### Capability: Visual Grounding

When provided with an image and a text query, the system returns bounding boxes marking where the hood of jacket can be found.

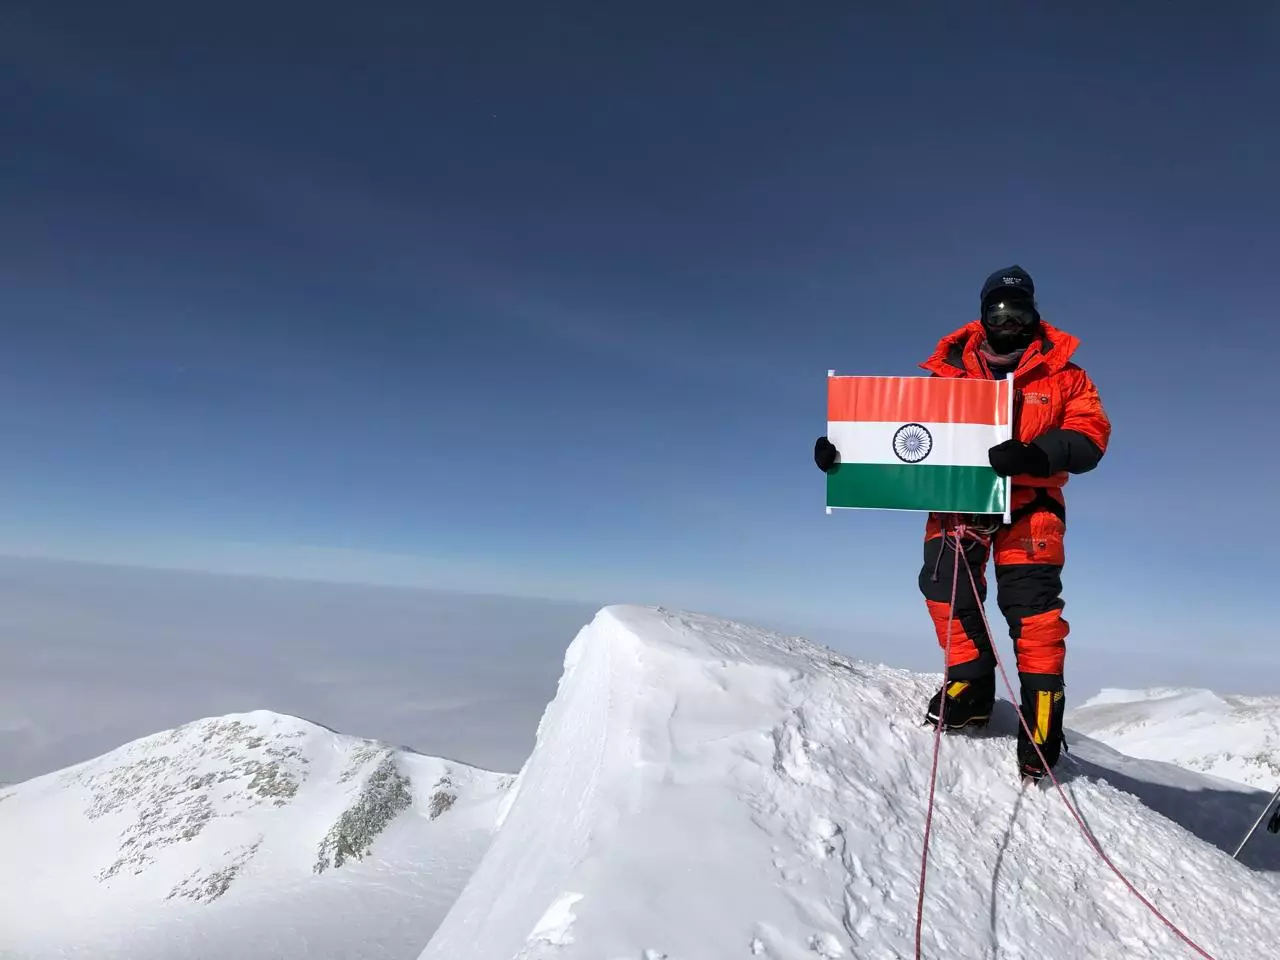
[920,319,1081,381]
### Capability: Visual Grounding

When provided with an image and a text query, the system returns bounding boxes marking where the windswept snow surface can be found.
[422,605,1280,960]
[1070,687,1280,790]
[0,711,512,959]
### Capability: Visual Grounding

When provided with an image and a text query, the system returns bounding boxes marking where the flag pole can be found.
[1002,374,1014,525]
[825,370,835,515]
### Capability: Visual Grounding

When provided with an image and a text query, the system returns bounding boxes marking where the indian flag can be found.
[825,374,1014,517]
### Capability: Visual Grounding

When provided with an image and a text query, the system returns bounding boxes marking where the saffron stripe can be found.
[827,376,1010,427]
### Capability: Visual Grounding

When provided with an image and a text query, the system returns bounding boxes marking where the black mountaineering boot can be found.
[1017,676,1066,782]
[925,673,995,731]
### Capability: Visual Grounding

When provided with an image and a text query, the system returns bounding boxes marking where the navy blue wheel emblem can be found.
[892,423,933,463]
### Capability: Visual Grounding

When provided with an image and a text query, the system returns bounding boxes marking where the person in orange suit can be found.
[814,265,1111,781]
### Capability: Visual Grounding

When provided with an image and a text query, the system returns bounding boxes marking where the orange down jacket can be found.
[920,319,1112,493]
[917,318,1110,681]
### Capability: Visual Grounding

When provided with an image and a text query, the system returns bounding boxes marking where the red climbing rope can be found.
[959,547,1217,959]
[914,528,960,960]
[915,522,1215,959]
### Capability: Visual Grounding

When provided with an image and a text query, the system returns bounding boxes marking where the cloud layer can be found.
[0,556,595,784]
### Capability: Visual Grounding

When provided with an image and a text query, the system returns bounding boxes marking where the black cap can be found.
[981,265,1035,308]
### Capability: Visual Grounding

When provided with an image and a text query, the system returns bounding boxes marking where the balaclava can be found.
[979,264,1041,354]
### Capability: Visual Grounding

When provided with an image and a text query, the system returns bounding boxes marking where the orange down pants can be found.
[917,491,1068,684]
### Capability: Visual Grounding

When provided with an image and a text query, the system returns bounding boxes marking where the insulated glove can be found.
[814,436,839,473]
[987,439,1052,478]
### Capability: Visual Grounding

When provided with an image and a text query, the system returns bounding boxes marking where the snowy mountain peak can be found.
[422,605,1280,960]
[48,710,453,892]
[1072,687,1280,789]
[1086,686,1231,708]
[1,710,513,958]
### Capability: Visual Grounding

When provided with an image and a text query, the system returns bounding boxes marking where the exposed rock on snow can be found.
[67,716,310,882]
[429,777,459,819]
[167,837,262,903]
[314,751,414,873]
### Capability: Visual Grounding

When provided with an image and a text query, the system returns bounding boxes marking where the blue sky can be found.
[1,3,1276,674]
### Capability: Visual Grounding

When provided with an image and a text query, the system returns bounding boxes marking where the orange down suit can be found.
[917,319,1111,686]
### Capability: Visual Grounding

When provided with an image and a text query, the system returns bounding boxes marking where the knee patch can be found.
[1014,609,1068,675]
[926,600,994,672]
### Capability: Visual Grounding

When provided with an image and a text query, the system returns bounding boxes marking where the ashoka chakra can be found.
[892,423,933,463]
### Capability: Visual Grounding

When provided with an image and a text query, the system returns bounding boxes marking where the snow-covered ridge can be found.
[1071,687,1280,790]
[421,605,1280,960]
[1,710,513,959]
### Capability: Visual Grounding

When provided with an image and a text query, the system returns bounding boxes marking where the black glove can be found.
[814,436,839,473]
[987,439,1052,477]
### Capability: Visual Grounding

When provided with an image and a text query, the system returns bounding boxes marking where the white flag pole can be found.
[1002,374,1015,525]
[825,370,835,515]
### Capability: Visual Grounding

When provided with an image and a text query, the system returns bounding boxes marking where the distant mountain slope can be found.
[0,710,512,959]
[421,605,1280,960]
[1070,687,1280,790]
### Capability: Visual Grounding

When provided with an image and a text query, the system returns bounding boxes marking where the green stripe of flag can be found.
[826,463,1005,514]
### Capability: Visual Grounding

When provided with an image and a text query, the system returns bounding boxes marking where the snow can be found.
[0,710,513,959]
[421,605,1280,960]
[1071,687,1280,790]
[6,605,1280,959]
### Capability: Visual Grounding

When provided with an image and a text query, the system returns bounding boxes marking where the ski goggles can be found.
[982,296,1037,328]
